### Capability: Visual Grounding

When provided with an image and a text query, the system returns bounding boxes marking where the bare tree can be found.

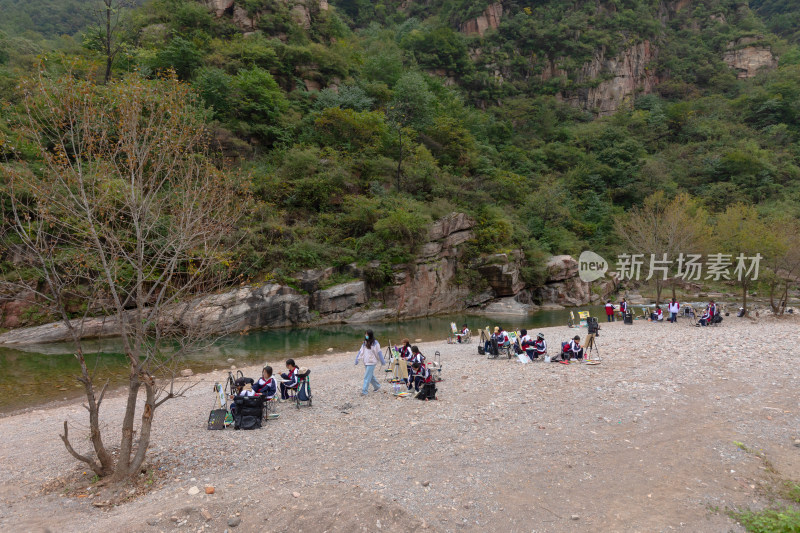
[2,67,244,483]
[85,0,132,83]
[614,192,707,305]
[763,220,800,314]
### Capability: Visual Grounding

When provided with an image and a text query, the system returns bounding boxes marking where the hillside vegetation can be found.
[2,0,800,310]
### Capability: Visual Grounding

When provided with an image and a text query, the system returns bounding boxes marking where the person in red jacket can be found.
[605,300,616,322]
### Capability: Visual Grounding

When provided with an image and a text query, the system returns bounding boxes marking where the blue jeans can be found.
[362,364,380,394]
[669,312,677,323]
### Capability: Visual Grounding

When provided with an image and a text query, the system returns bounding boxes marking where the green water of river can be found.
[0,307,606,413]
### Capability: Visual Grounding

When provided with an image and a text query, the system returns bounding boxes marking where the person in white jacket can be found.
[667,298,680,323]
[355,329,385,396]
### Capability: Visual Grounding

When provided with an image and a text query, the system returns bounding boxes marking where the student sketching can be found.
[279,359,299,400]
[409,346,426,365]
[456,324,470,343]
[398,339,413,362]
[530,333,547,360]
[563,335,584,363]
[253,366,277,399]
[519,329,535,357]
[407,361,431,392]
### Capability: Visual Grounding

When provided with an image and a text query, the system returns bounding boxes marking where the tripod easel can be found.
[584,333,601,365]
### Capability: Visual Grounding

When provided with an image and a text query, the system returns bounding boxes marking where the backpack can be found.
[233,395,263,430]
[711,314,723,324]
[416,382,437,401]
[478,345,485,355]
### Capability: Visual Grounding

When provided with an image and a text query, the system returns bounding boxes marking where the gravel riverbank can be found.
[1,315,798,532]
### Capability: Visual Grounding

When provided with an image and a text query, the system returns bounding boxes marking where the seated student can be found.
[279,359,299,400]
[407,361,431,392]
[519,329,534,357]
[531,333,547,360]
[565,335,584,362]
[484,326,501,355]
[456,324,470,343]
[651,306,663,321]
[398,339,413,362]
[253,366,277,399]
[698,306,711,327]
[409,345,426,365]
[495,327,510,350]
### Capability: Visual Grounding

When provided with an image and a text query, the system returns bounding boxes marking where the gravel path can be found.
[1,315,798,532]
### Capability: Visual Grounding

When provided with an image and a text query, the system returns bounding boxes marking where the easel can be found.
[385,342,408,383]
[583,333,601,365]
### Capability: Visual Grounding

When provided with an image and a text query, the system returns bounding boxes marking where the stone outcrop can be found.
[476,252,525,297]
[379,212,475,318]
[559,41,659,116]
[310,281,368,315]
[723,37,777,79]
[460,2,503,36]
[535,256,619,307]
[205,0,234,16]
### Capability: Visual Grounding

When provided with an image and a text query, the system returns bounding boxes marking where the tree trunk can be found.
[655,280,663,306]
[109,369,141,482]
[104,4,112,83]
[129,375,157,475]
[76,350,115,473]
[396,127,402,193]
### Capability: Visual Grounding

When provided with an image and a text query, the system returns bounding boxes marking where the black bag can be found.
[624,311,634,325]
[233,395,264,430]
[235,415,261,430]
[416,382,437,400]
[712,314,723,324]
[490,338,499,356]
[478,345,485,355]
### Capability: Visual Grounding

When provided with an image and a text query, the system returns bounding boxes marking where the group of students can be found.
[354,330,436,398]
[606,297,717,325]
[483,326,584,364]
[230,359,305,415]
[395,339,434,392]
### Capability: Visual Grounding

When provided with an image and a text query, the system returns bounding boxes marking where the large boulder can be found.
[476,253,525,297]
[175,284,309,333]
[545,255,579,282]
[311,281,368,314]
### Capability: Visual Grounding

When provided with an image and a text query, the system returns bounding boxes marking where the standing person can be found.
[708,300,717,319]
[668,298,680,323]
[619,298,628,317]
[355,330,385,396]
[605,300,616,322]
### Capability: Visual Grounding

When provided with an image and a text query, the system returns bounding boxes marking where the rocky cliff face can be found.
[460,2,503,36]
[558,41,660,116]
[723,37,778,79]
[203,0,328,33]
[534,255,619,307]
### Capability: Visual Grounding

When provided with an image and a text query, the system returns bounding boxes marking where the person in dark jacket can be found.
[280,359,299,400]
[253,366,277,399]
[407,361,431,392]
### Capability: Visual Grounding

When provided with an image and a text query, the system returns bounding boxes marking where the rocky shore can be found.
[1,315,798,532]
[0,213,619,345]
